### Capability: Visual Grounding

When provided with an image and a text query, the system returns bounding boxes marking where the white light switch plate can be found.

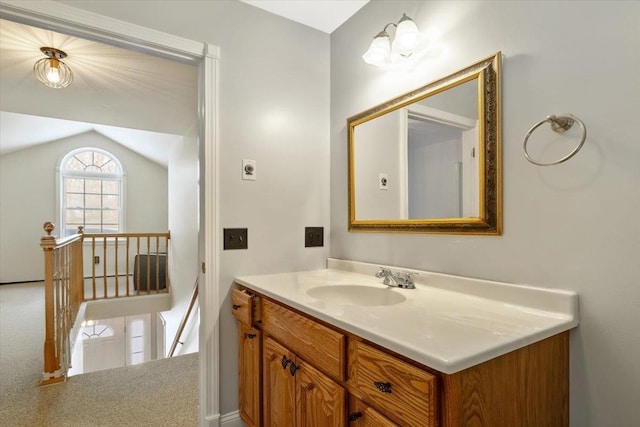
[243,159,256,181]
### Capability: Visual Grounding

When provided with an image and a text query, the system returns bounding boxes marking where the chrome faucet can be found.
[375,267,417,289]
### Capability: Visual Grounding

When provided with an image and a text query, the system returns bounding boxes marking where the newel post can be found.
[40,222,63,385]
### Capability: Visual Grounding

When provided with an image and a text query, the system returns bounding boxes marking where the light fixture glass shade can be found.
[33,47,73,89]
[362,32,391,66]
[392,14,420,56]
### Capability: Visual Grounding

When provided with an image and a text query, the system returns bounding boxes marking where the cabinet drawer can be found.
[348,340,437,427]
[231,288,256,326]
[349,396,399,427]
[261,299,346,381]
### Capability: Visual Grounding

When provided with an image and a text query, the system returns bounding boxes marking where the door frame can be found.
[0,1,221,425]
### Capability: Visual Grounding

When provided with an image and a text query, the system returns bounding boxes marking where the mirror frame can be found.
[347,52,502,235]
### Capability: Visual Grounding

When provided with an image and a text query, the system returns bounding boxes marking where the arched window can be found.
[60,148,123,236]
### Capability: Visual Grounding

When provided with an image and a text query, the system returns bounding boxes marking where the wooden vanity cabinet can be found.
[264,336,346,427]
[233,285,570,427]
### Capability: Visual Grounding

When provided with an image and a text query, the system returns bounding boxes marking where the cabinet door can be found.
[296,358,346,427]
[238,324,261,427]
[264,337,296,427]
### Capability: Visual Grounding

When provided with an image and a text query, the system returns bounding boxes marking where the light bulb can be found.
[362,32,391,66]
[47,58,61,84]
[392,14,420,57]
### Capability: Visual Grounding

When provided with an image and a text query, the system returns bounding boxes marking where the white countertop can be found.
[235,258,579,374]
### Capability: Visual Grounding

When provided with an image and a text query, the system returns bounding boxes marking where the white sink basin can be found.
[307,285,406,307]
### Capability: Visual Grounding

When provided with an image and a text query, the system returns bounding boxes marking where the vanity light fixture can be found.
[362,13,420,67]
[33,47,73,89]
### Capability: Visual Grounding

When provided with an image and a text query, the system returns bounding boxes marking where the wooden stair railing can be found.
[40,222,84,386]
[40,223,172,385]
[81,230,171,300]
[168,280,199,357]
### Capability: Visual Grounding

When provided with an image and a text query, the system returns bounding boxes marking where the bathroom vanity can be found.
[232,259,579,426]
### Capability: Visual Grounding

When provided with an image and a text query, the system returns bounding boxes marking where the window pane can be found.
[85,194,102,209]
[86,165,101,172]
[65,209,84,223]
[85,210,101,224]
[85,179,101,194]
[75,152,92,166]
[66,193,84,209]
[131,352,144,365]
[65,178,84,192]
[93,152,109,168]
[103,180,120,194]
[65,157,86,171]
[101,161,117,173]
[103,195,119,210]
[103,210,119,223]
[102,225,119,233]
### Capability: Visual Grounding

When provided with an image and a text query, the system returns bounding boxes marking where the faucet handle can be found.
[375,267,391,285]
[375,267,389,278]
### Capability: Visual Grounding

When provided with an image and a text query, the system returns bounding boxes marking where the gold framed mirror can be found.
[348,52,501,234]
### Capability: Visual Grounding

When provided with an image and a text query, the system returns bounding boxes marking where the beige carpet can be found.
[0,282,199,426]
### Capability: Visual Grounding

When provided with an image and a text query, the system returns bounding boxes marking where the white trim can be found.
[199,42,221,427]
[0,1,221,424]
[0,0,217,61]
[221,411,244,427]
[407,104,477,130]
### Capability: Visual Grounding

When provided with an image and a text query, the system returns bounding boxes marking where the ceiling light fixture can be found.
[362,13,420,67]
[33,47,73,89]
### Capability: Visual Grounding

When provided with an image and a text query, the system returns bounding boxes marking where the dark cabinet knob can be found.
[348,411,363,422]
[289,362,299,376]
[281,355,291,369]
[373,381,392,393]
[246,333,256,339]
[232,304,241,310]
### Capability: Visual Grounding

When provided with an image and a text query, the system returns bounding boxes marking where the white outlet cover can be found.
[243,159,256,181]
[379,173,388,190]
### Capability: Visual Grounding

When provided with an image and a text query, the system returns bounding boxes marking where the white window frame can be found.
[59,147,125,236]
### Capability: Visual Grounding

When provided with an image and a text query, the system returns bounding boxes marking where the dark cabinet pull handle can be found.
[232,304,241,310]
[373,381,392,393]
[281,356,291,369]
[289,362,299,376]
[348,411,363,422]
[246,333,256,339]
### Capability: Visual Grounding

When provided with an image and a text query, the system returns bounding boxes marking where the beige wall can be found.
[330,1,640,426]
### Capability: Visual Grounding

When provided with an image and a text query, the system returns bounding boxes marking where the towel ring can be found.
[523,113,587,166]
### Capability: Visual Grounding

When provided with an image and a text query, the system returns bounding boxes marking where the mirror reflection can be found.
[348,53,501,234]
[354,78,479,220]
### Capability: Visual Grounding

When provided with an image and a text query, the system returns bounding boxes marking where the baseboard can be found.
[202,411,243,427]
[221,411,244,427]
[0,280,44,285]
